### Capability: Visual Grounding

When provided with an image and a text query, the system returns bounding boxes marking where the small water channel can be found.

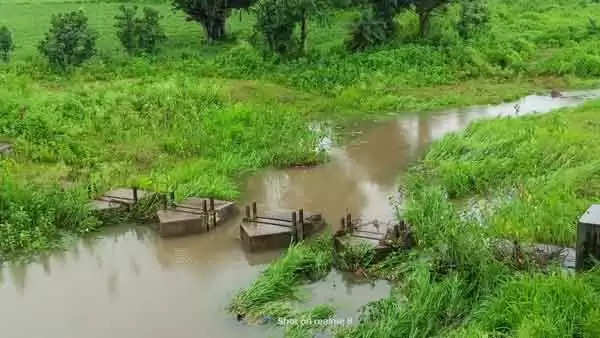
[1,89,599,338]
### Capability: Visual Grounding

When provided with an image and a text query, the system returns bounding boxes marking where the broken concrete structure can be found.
[157,198,235,237]
[240,203,325,251]
[334,215,413,262]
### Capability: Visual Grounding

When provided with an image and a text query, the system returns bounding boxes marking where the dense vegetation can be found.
[233,101,600,338]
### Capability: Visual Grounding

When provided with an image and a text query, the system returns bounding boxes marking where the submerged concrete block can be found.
[98,188,149,206]
[157,198,236,237]
[89,187,150,220]
[157,209,208,237]
[240,209,325,251]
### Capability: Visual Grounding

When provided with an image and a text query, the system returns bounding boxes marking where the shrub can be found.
[346,0,407,50]
[0,26,14,62]
[115,6,166,55]
[458,0,490,39]
[346,11,390,51]
[0,175,100,260]
[38,10,98,70]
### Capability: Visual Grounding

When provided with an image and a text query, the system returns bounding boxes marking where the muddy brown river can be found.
[2,89,599,338]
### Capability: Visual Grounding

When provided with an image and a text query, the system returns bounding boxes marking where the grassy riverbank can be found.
[1,0,600,260]
[232,100,600,337]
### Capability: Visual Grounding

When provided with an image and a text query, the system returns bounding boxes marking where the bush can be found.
[115,6,166,56]
[458,0,490,39]
[346,10,390,51]
[38,10,98,70]
[0,174,100,261]
[0,26,14,62]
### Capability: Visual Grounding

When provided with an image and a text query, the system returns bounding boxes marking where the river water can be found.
[1,89,599,338]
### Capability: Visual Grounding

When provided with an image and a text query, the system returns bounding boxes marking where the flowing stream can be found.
[2,89,600,338]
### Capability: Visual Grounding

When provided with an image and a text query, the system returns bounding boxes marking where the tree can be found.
[253,0,328,55]
[171,0,254,42]
[38,10,97,70]
[0,26,14,62]
[115,6,167,55]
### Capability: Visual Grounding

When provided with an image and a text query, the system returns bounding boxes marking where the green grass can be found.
[413,101,600,245]
[230,235,333,321]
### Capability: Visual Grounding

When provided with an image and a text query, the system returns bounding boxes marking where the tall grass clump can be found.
[415,101,600,245]
[230,235,333,321]
[451,269,600,337]
[0,172,99,261]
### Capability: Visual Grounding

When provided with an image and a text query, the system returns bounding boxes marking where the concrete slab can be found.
[98,188,149,206]
[580,205,600,226]
[333,218,413,263]
[156,197,236,237]
[175,197,236,219]
[240,208,325,251]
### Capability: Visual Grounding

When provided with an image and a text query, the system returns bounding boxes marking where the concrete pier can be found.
[240,204,325,251]
[89,187,149,216]
[334,215,413,262]
[577,205,600,270]
[157,198,235,237]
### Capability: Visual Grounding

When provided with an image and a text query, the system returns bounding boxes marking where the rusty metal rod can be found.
[245,205,251,221]
[346,213,352,233]
[297,209,304,241]
[255,216,296,223]
[246,220,295,228]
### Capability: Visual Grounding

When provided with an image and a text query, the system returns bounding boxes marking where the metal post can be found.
[133,187,139,202]
[161,194,167,210]
[346,213,352,234]
[203,200,209,231]
[292,212,298,241]
[341,217,346,232]
[245,205,251,222]
[252,202,257,220]
[298,209,304,241]
[209,198,216,229]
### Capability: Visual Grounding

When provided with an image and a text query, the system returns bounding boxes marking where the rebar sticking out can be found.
[297,209,304,241]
